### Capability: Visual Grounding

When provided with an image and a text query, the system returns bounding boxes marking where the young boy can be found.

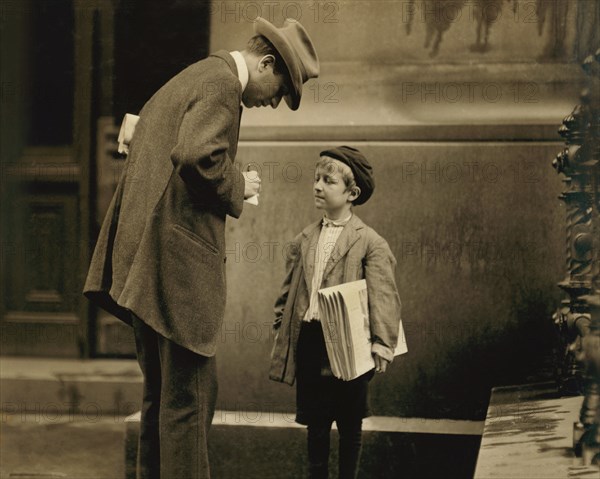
[270,146,403,478]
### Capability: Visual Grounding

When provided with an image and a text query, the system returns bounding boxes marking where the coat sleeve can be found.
[170,90,244,218]
[364,235,402,362]
[273,234,302,330]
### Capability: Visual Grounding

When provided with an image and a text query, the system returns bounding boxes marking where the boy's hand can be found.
[243,170,261,199]
[374,353,389,373]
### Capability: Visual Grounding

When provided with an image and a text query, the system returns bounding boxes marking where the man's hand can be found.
[374,353,390,374]
[242,171,261,199]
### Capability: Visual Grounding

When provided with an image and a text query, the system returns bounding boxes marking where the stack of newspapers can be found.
[117,113,139,155]
[318,279,407,381]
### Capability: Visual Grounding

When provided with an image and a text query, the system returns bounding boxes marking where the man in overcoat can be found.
[83,18,319,478]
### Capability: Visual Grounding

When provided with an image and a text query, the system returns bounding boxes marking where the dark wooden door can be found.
[1,0,94,357]
[1,0,212,357]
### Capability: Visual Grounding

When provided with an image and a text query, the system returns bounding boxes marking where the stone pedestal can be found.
[124,411,483,478]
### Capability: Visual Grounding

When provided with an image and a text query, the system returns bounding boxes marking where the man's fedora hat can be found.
[254,17,319,110]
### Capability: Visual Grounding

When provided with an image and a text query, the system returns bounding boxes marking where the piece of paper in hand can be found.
[117,113,140,155]
[244,167,260,205]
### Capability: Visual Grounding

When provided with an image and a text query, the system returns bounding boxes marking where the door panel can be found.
[2,160,82,356]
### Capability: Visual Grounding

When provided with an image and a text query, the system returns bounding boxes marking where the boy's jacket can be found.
[269,214,402,385]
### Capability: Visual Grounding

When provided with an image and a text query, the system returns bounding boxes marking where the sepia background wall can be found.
[1,0,599,423]
[210,0,598,420]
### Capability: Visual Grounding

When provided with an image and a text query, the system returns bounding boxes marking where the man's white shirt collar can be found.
[229,51,249,94]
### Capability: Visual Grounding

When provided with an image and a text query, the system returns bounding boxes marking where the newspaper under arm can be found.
[117,113,140,155]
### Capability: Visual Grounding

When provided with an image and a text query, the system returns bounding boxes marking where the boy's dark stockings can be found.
[307,418,363,479]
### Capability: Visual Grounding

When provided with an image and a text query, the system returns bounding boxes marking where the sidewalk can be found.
[1,357,484,478]
[1,413,127,479]
[0,357,139,478]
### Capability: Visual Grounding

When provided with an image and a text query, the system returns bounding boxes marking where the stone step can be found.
[125,411,483,479]
[0,356,143,417]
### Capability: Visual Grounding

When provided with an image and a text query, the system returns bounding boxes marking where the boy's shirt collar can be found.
[301,213,364,238]
[322,212,352,227]
[229,51,249,94]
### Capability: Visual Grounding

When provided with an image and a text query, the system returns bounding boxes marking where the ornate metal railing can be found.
[552,49,600,465]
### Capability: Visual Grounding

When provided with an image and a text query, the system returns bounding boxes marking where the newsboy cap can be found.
[320,146,374,205]
[254,17,320,110]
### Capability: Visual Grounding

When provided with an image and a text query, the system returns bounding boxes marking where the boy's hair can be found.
[246,35,287,76]
[316,156,358,195]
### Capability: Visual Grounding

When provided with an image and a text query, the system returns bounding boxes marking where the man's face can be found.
[242,55,290,109]
[313,158,357,214]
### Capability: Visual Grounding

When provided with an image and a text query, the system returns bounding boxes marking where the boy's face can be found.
[314,157,358,216]
[242,55,290,109]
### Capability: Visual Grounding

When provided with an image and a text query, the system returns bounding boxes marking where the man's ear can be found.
[258,54,276,72]
[348,186,361,203]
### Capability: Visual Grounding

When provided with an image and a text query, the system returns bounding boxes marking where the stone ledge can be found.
[239,123,564,142]
[238,61,584,139]
[125,411,483,479]
[0,356,142,415]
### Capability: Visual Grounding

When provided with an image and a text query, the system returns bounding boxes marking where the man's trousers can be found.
[132,315,218,479]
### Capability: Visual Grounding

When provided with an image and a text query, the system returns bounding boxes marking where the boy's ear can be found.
[348,186,361,203]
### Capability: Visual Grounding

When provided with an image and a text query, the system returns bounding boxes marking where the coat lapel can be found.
[322,215,364,280]
[300,221,321,295]
[236,107,242,145]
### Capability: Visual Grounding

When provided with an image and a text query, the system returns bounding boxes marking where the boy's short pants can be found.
[295,320,375,425]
